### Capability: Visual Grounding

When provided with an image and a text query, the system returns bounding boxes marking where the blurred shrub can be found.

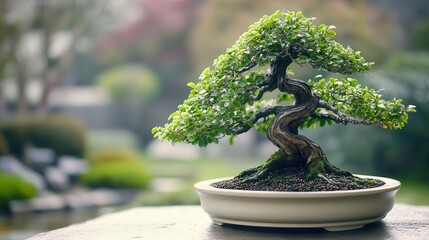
[0,119,27,158]
[80,162,151,189]
[0,172,37,213]
[27,115,86,157]
[0,133,9,156]
[82,149,150,189]
[87,149,140,165]
[96,64,160,102]
[0,115,86,158]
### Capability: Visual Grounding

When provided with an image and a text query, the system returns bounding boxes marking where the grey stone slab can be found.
[26,147,55,165]
[0,156,46,192]
[57,156,88,176]
[29,204,429,240]
[44,167,69,191]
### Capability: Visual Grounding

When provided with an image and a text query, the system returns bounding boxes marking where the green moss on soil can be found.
[213,167,385,192]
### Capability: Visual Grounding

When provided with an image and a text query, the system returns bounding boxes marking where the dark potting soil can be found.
[212,168,385,192]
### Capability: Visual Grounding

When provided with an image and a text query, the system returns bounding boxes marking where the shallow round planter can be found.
[194,175,400,231]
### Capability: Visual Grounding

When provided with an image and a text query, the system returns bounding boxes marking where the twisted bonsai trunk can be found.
[241,55,351,181]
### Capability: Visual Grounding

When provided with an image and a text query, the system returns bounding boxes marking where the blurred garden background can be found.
[0,0,428,239]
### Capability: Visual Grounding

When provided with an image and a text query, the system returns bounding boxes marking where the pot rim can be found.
[194,175,400,198]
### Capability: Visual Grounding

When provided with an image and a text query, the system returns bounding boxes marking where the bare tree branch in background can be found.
[35,0,88,113]
[0,0,21,118]
[37,20,86,113]
[0,0,106,118]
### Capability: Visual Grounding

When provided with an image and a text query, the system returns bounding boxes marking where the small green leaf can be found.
[228,136,235,145]
[406,105,416,112]
[187,82,196,88]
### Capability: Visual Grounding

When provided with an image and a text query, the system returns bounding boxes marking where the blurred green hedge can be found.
[0,133,8,156]
[87,149,140,165]
[0,119,26,158]
[80,162,151,189]
[0,172,37,213]
[0,115,86,158]
[81,149,151,189]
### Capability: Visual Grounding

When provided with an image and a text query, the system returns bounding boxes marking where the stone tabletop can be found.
[29,204,429,240]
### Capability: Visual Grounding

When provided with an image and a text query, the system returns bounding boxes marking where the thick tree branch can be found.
[230,106,283,135]
[318,100,346,118]
[249,74,277,101]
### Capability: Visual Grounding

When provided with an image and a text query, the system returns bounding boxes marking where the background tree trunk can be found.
[15,58,28,117]
[36,22,85,114]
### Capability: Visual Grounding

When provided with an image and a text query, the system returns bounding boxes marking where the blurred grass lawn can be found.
[395,179,429,205]
[134,152,429,206]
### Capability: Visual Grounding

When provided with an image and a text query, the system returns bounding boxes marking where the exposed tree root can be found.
[238,149,299,182]
[238,150,351,183]
[305,156,352,186]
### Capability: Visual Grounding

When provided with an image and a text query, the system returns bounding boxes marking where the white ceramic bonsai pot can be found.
[194,175,400,231]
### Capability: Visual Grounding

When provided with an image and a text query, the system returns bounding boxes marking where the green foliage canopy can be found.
[152,11,414,147]
[81,149,151,189]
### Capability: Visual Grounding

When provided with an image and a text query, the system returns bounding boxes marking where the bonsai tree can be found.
[152,11,415,184]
